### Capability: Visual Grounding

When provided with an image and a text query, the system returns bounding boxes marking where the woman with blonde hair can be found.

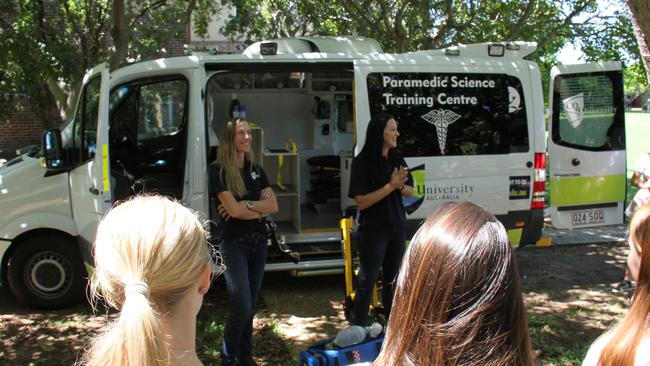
[209,117,278,366]
[82,195,215,366]
[374,201,535,366]
[583,203,650,365]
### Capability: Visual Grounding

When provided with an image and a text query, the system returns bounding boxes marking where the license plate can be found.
[572,209,605,226]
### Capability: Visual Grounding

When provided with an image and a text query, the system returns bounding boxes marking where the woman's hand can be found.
[390,166,409,190]
[218,204,231,221]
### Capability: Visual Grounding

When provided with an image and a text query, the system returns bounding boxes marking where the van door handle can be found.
[89,187,100,195]
[526,161,533,168]
[571,158,580,166]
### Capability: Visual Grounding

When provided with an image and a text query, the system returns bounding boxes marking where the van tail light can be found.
[531,153,546,210]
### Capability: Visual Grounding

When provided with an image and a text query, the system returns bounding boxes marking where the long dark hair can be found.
[374,201,535,366]
[359,113,400,175]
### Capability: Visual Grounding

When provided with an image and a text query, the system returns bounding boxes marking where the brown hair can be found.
[374,201,535,366]
[217,118,253,197]
[599,203,650,365]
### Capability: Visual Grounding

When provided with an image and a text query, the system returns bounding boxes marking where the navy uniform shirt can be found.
[348,152,413,229]
[208,160,270,239]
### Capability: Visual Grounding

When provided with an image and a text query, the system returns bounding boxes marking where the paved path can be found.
[542,224,627,245]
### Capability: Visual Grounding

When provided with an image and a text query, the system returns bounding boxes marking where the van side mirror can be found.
[42,129,65,170]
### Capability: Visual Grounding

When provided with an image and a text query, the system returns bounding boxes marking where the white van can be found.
[0,36,625,308]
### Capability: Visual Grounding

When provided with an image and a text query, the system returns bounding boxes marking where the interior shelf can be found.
[270,184,299,196]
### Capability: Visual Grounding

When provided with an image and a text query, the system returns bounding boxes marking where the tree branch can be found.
[184,0,198,35]
[128,0,167,29]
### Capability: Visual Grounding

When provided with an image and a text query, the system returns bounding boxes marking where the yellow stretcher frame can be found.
[340,215,381,322]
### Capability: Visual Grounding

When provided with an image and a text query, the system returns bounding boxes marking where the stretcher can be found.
[339,214,384,324]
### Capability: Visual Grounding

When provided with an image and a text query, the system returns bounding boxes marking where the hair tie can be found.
[124,281,150,299]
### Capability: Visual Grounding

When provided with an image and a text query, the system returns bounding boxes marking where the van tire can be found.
[7,235,85,309]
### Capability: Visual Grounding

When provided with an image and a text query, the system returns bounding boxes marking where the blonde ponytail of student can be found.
[82,195,211,366]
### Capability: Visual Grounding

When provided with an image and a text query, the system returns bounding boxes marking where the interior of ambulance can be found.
[205,64,357,242]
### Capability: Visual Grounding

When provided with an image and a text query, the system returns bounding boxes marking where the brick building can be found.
[0,96,62,159]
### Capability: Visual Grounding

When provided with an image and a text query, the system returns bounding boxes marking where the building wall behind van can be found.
[0,95,62,160]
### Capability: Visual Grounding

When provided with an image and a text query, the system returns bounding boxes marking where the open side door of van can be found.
[547,62,625,229]
[68,63,112,248]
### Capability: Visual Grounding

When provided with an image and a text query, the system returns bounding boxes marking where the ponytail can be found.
[85,282,170,366]
[81,195,212,366]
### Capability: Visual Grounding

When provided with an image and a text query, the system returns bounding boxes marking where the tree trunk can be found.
[626,0,650,85]
[110,0,128,71]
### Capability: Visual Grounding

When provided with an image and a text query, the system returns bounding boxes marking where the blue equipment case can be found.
[300,336,384,366]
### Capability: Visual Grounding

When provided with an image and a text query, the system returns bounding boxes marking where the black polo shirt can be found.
[348,152,413,229]
[208,160,270,239]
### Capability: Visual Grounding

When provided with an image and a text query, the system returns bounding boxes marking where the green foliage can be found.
[0,0,221,120]
[221,0,641,102]
[222,0,607,53]
[624,63,649,95]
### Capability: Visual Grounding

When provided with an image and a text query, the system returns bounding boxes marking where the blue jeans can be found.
[220,234,267,364]
[354,224,406,326]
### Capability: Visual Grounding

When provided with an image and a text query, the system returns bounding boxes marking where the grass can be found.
[528,308,592,365]
[625,111,650,204]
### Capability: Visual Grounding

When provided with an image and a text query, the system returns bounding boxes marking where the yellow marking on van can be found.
[536,237,552,247]
[508,228,522,247]
[550,175,625,206]
[102,144,110,191]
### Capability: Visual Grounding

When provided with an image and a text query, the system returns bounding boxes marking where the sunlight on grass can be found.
[625,111,650,204]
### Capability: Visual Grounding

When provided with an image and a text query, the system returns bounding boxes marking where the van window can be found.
[551,71,625,151]
[70,76,101,164]
[137,80,187,140]
[213,72,305,90]
[109,76,188,199]
[366,72,529,157]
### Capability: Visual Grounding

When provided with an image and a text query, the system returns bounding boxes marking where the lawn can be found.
[625,111,650,203]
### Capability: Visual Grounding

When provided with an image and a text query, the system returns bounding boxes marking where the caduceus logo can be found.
[421,109,461,155]
[562,93,584,128]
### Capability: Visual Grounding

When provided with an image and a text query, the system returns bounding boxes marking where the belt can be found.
[224,231,267,243]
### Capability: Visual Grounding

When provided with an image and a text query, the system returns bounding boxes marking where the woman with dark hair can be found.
[374,201,535,366]
[583,203,650,366]
[209,118,278,366]
[348,113,413,326]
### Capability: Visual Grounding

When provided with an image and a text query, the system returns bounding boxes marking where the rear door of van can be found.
[353,56,539,244]
[547,62,625,229]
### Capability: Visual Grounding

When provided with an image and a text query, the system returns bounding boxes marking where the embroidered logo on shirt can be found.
[251,171,259,180]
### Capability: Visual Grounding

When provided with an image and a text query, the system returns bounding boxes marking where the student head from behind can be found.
[82,195,216,366]
[585,203,650,366]
[374,201,535,366]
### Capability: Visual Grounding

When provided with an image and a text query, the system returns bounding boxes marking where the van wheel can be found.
[7,235,85,309]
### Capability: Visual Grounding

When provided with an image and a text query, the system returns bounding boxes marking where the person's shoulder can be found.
[351,154,369,166]
[251,161,264,171]
[208,161,222,172]
[582,331,612,366]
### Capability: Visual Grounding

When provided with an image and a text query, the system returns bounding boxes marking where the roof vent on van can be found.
[243,36,383,56]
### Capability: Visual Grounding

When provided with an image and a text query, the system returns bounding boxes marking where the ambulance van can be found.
[0,36,625,308]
